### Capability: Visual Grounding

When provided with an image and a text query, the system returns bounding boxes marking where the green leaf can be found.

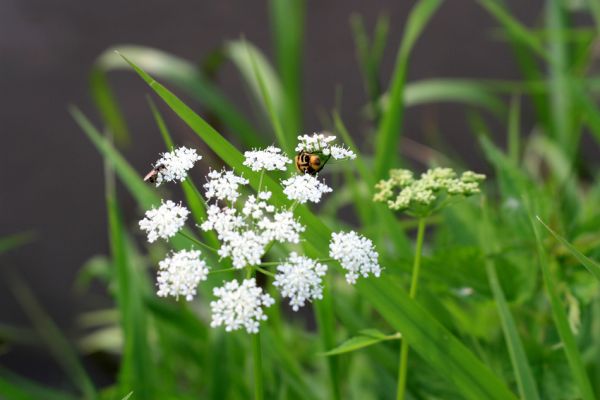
[91,45,264,148]
[538,217,600,282]
[528,212,595,400]
[374,0,444,178]
[323,330,400,356]
[0,367,78,400]
[121,392,133,400]
[98,55,518,399]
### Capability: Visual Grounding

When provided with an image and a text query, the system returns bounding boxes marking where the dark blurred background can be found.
[1,0,541,387]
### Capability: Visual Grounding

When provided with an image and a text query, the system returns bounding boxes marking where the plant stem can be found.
[178,231,218,253]
[252,332,264,400]
[396,217,426,400]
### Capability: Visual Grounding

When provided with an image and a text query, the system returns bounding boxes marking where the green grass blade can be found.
[528,213,595,400]
[102,57,517,398]
[323,330,400,356]
[538,217,600,281]
[91,45,264,148]
[269,0,305,136]
[8,277,96,399]
[0,232,35,254]
[107,192,155,398]
[480,199,540,400]
[226,40,288,150]
[374,0,444,178]
[507,95,521,164]
[402,79,506,115]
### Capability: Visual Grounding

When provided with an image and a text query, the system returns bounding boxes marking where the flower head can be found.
[329,231,381,284]
[210,278,275,333]
[204,169,249,203]
[282,174,332,204]
[374,167,485,216]
[217,230,268,269]
[273,253,327,311]
[152,147,201,186]
[156,250,209,301]
[243,146,291,172]
[258,211,304,243]
[139,200,189,243]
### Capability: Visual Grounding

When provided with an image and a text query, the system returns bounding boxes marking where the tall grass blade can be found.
[0,368,78,400]
[0,232,35,254]
[374,0,444,178]
[91,46,264,148]
[269,0,305,135]
[538,217,600,281]
[528,213,595,400]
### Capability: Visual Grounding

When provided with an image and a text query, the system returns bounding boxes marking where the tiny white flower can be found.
[139,200,189,243]
[243,146,291,171]
[258,211,305,243]
[153,147,201,186]
[218,230,268,269]
[204,169,249,203]
[210,278,275,334]
[242,192,275,219]
[329,231,381,284]
[329,145,356,160]
[156,249,209,301]
[282,174,332,204]
[273,252,327,311]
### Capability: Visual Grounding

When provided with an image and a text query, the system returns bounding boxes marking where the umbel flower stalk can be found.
[374,167,485,400]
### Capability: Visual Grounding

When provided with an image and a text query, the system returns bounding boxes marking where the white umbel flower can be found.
[329,231,381,284]
[200,205,244,240]
[210,278,275,334]
[281,174,332,204]
[243,146,291,171]
[204,169,249,203]
[273,253,327,311]
[153,147,201,186]
[242,191,276,219]
[156,250,209,301]
[258,211,304,243]
[139,200,189,243]
[218,230,268,269]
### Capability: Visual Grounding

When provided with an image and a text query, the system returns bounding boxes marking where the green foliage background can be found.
[3,0,600,399]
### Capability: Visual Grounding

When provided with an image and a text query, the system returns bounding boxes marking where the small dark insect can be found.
[144,164,165,184]
[294,150,324,175]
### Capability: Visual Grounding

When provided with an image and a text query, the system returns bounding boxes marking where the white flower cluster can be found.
[204,169,249,203]
[282,174,333,204]
[296,133,356,160]
[210,279,275,334]
[152,147,201,186]
[157,250,209,301]
[329,231,382,284]
[139,200,189,243]
[274,253,327,311]
[243,146,291,172]
[201,188,305,269]
[374,167,485,215]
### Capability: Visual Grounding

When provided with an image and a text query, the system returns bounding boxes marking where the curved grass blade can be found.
[8,276,96,399]
[538,217,600,282]
[269,0,305,135]
[0,232,35,254]
[323,330,401,357]
[374,0,444,178]
[402,79,506,116]
[91,45,264,148]
[528,213,595,400]
[0,368,78,400]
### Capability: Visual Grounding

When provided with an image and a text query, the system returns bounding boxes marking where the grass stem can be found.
[396,217,426,400]
[252,333,264,400]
